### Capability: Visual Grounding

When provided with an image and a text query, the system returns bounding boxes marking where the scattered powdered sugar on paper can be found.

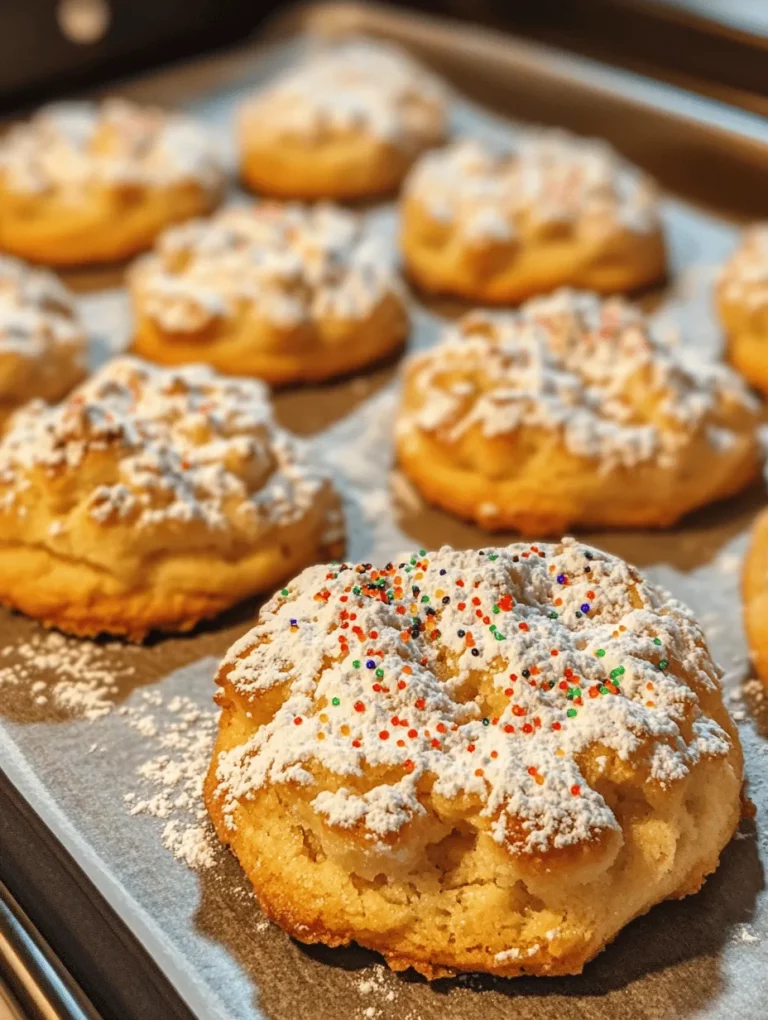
[0,631,135,720]
[354,965,405,1020]
[123,688,220,870]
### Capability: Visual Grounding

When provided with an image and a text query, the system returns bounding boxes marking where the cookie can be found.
[717,223,768,394]
[401,134,666,303]
[743,505,768,687]
[130,202,408,384]
[0,255,86,425]
[396,289,760,533]
[0,357,343,639]
[205,540,743,978]
[238,41,447,200]
[0,100,224,266]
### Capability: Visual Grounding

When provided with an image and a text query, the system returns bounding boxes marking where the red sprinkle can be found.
[379,730,390,740]
[354,701,365,713]
[571,785,581,796]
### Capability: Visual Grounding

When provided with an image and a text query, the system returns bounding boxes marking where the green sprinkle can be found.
[482,717,490,726]
[599,686,609,695]
[405,566,412,573]
[549,610,559,619]
[618,666,625,675]
[567,708,577,718]
[492,605,500,614]
[352,660,361,669]
[653,637,662,646]
[489,624,497,632]
[280,588,289,596]
[375,668,384,678]
[410,556,417,565]
[352,586,361,595]
[332,697,340,706]
[421,595,430,603]
[495,632,505,641]
[596,648,606,658]
[658,659,669,671]
[419,549,426,556]
[488,554,498,561]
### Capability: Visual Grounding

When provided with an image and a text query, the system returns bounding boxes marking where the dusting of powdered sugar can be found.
[718,223,768,312]
[209,538,736,854]
[0,255,87,409]
[0,356,341,547]
[404,131,659,243]
[240,40,447,150]
[132,202,402,333]
[0,98,223,195]
[398,289,758,471]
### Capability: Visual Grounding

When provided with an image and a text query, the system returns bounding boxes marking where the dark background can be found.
[1,0,767,115]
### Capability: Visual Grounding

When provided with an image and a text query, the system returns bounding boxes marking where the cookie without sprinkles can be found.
[400,132,666,302]
[205,539,743,979]
[396,289,760,533]
[717,223,768,395]
[238,41,448,200]
[0,356,344,638]
[131,202,408,383]
[0,99,224,265]
[0,255,87,423]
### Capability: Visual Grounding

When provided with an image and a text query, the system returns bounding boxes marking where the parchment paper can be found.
[2,18,768,1020]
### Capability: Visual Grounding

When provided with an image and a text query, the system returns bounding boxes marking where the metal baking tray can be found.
[2,3,768,1019]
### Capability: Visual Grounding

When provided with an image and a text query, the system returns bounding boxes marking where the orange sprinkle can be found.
[490,750,499,759]
[475,768,485,778]
[341,725,350,736]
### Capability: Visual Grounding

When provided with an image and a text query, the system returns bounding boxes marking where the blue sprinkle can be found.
[439,569,447,575]
[580,603,590,613]
[556,574,566,584]
[290,619,297,626]
[366,659,376,669]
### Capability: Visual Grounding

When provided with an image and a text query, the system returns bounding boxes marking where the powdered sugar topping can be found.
[399,289,757,470]
[211,539,735,855]
[0,356,338,539]
[405,132,660,242]
[132,202,402,333]
[718,223,768,311]
[0,254,85,361]
[241,41,447,149]
[0,99,223,195]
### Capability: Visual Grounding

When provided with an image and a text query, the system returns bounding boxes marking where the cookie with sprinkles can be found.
[0,356,344,639]
[204,540,743,979]
[400,133,665,303]
[396,289,760,533]
[0,99,224,266]
[237,41,448,200]
[0,255,86,426]
[130,202,408,384]
[717,223,768,395]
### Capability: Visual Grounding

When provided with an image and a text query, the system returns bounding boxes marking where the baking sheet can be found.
[2,14,768,1020]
